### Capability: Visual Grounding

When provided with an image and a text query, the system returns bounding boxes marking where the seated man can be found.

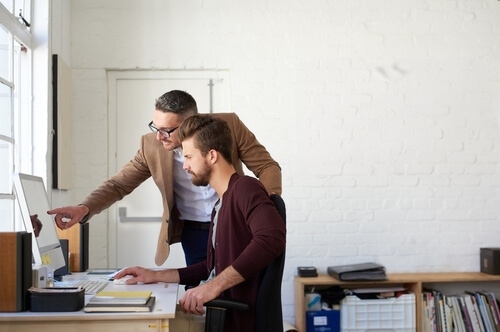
[114,114,286,332]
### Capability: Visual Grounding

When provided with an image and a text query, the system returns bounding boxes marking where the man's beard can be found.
[190,160,211,187]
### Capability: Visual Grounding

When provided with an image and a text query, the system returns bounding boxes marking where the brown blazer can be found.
[80,113,282,265]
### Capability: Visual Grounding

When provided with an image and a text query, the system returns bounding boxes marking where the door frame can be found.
[106,70,231,267]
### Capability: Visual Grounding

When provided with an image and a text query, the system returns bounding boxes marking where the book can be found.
[432,290,443,331]
[469,293,487,332]
[447,296,460,332]
[474,292,495,332]
[422,291,435,332]
[463,293,485,332]
[88,290,152,305]
[449,296,466,332]
[422,292,428,332]
[457,295,474,331]
[442,295,453,332]
[84,296,156,313]
[480,291,500,332]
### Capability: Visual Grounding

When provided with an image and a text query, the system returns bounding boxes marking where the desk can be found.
[0,281,178,332]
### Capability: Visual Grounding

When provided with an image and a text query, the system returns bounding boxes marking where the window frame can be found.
[0,0,32,232]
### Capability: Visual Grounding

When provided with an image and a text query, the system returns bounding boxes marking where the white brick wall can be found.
[61,0,500,326]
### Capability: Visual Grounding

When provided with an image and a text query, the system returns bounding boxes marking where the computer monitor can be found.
[13,173,66,271]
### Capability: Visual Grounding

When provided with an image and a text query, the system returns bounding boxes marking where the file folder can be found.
[327,262,387,281]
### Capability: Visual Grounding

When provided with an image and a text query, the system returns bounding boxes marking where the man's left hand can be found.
[179,283,219,315]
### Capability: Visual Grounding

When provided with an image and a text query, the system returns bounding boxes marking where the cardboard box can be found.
[480,248,500,275]
[306,310,340,332]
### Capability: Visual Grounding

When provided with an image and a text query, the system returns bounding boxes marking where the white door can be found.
[107,71,230,269]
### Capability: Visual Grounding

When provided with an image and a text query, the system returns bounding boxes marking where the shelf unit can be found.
[294,272,500,332]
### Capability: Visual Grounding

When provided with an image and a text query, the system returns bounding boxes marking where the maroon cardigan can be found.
[178,173,286,332]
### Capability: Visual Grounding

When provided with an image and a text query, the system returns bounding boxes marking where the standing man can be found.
[114,114,286,332]
[48,90,281,266]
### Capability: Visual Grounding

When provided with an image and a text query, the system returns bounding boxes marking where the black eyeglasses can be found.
[148,121,179,138]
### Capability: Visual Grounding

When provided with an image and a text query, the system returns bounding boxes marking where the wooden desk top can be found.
[0,282,178,322]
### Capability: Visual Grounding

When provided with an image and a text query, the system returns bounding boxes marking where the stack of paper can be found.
[84,290,155,313]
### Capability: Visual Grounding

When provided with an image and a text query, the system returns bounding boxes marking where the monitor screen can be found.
[13,173,65,271]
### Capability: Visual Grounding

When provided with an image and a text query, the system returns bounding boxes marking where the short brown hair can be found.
[178,114,233,164]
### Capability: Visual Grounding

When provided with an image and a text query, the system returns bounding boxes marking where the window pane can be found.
[0,0,13,13]
[0,198,14,231]
[0,25,10,80]
[0,83,12,137]
[0,139,13,194]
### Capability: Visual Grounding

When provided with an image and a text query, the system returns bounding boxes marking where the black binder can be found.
[327,262,387,281]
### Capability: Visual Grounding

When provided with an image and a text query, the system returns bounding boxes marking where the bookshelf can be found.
[294,272,500,332]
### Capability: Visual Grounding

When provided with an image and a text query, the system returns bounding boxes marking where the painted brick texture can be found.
[65,0,500,325]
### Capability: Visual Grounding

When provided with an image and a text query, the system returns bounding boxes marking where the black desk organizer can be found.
[29,287,85,312]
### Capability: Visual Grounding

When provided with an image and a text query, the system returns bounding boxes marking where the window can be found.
[0,0,32,232]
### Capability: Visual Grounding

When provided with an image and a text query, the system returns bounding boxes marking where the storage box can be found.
[480,248,500,275]
[30,288,84,312]
[306,310,340,332]
[340,293,415,332]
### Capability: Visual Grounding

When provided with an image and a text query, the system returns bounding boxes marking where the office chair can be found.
[204,194,286,332]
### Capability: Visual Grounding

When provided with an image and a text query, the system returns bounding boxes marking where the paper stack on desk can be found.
[84,290,155,313]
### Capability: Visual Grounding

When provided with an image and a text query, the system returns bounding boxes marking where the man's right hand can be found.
[114,266,180,285]
[47,205,89,230]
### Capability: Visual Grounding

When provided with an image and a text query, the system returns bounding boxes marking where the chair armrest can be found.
[205,298,249,311]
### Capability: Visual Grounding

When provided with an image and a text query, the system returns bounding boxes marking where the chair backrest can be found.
[255,194,286,332]
[204,194,287,332]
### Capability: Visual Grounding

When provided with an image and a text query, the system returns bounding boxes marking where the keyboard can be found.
[72,279,109,295]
